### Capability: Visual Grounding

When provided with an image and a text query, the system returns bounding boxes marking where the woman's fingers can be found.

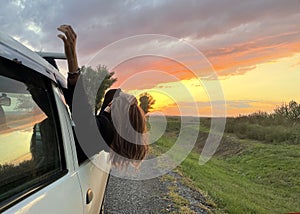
[57,25,76,42]
[57,34,67,42]
[57,26,69,45]
[57,25,77,52]
[57,25,79,73]
[68,25,77,39]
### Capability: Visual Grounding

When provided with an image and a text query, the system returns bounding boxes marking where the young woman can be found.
[57,25,148,168]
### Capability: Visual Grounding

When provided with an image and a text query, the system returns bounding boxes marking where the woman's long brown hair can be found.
[110,103,149,168]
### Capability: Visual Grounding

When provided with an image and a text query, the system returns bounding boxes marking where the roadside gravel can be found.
[103,170,214,213]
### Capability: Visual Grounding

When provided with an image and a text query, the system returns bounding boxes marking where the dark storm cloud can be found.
[1,0,300,73]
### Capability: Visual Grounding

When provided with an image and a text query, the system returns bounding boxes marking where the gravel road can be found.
[103,170,213,213]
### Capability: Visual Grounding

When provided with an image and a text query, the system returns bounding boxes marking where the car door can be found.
[74,153,111,213]
[0,58,84,214]
[54,86,111,214]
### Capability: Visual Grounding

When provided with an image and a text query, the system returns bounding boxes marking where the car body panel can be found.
[76,153,111,214]
[2,172,83,214]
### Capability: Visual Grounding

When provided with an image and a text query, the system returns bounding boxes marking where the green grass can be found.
[180,147,300,213]
[152,117,300,213]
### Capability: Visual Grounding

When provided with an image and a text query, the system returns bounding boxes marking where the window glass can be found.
[0,74,62,204]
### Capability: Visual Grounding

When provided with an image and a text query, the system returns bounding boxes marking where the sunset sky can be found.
[1,0,300,116]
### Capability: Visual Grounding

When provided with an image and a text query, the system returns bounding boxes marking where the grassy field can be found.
[151,116,300,213]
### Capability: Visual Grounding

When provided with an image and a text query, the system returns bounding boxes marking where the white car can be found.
[0,32,111,213]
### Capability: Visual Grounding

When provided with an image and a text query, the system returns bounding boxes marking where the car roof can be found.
[0,32,67,88]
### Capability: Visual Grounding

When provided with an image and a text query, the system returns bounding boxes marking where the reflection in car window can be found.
[0,74,62,205]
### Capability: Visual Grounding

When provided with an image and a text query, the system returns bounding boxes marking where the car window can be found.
[0,62,65,209]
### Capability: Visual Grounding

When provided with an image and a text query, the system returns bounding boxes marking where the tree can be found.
[274,103,289,118]
[274,100,300,121]
[139,93,156,114]
[81,65,117,114]
[287,100,300,120]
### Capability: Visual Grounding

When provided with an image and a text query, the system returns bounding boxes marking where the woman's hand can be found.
[57,25,79,75]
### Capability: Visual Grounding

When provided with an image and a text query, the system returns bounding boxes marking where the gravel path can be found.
[103,170,213,213]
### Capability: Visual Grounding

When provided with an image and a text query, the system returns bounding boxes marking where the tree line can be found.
[239,100,300,126]
[81,65,155,115]
[224,100,300,144]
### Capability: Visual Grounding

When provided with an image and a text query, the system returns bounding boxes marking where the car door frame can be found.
[0,64,84,214]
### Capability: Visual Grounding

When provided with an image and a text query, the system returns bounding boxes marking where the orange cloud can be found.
[205,30,300,76]
[111,56,200,90]
[110,32,300,93]
[107,30,300,117]
[110,30,300,92]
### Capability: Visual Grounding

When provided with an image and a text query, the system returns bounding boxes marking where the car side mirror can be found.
[0,94,11,106]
